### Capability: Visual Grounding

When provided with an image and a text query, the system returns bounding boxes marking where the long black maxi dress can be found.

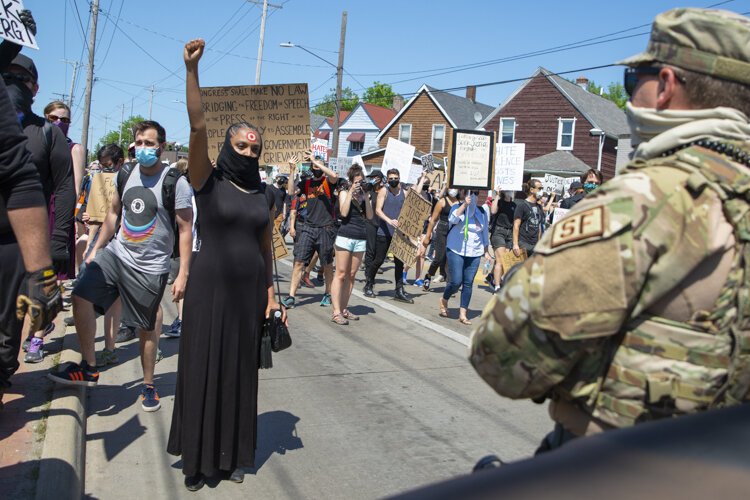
[167,170,269,476]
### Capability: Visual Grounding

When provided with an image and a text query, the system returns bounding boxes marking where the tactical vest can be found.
[580,144,750,428]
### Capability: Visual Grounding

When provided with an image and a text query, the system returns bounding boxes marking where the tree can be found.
[582,80,628,110]
[94,114,147,158]
[311,87,359,117]
[362,81,401,108]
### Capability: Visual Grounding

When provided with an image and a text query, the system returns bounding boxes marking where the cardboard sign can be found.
[200,83,310,165]
[421,154,435,173]
[382,137,416,182]
[272,218,289,260]
[329,157,353,178]
[387,190,431,268]
[0,1,38,50]
[542,174,566,196]
[86,173,116,223]
[449,129,495,190]
[494,143,525,191]
[425,170,445,191]
[312,139,329,161]
[501,248,527,274]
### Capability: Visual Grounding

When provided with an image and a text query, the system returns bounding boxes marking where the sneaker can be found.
[435,275,445,283]
[301,273,315,288]
[140,384,161,412]
[282,296,297,309]
[165,318,181,338]
[24,338,44,363]
[185,474,205,492]
[48,362,99,387]
[22,336,32,352]
[320,293,332,307]
[423,276,431,291]
[95,348,119,366]
[115,325,136,343]
[64,316,75,327]
[414,279,424,287]
[402,271,408,285]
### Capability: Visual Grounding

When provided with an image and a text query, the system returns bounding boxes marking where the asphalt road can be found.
[84,258,549,499]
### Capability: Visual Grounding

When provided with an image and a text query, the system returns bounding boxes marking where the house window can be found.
[399,124,412,144]
[431,124,445,152]
[351,141,364,152]
[500,118,515,144]
[557,118,576,150]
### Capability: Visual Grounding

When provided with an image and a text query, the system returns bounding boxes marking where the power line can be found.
[68,0,87,43]
[98,0,124,68]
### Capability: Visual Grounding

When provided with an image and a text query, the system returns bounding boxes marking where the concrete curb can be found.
[35,323,86,500]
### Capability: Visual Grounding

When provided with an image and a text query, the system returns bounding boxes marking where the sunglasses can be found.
[623,66,686,97]
[47,114,71,124]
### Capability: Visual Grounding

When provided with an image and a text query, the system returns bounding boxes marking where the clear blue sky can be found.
[22,0,750,149]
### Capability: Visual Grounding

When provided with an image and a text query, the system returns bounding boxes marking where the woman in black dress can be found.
[167,38,286,491]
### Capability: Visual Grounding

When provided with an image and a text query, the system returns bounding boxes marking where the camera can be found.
[362,178,379,193]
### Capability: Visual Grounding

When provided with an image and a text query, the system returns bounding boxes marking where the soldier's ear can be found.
[656,67,686,110]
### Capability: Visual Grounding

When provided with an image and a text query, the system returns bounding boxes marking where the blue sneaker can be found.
[282,296,297,309]
[320,293,332,306]
[414,279,424,287]
[141,384,161,412]
[48,361,99,387]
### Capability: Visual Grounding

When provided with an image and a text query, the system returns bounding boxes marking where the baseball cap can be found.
[366,170,384,180]
[617,8,750,86]
[570,181,583,190]
[9,54,38,83]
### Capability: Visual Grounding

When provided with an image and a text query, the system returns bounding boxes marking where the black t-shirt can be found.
[514,199,543,249]
[268,183,288,218]
[560,192,585,209]
[297,177,335,227]
[493,199,516,233]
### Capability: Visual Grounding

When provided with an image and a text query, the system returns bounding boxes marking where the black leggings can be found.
[426,221,448,278]
[366,234,404,287]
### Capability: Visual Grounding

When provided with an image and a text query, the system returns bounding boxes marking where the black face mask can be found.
[312,168,324,179]
[5,80,33,113]
[388,179,400,188]
[422,184,429,191]
[216,129,262,190]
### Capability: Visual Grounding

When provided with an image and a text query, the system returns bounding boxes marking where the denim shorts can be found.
[334,235,366,253]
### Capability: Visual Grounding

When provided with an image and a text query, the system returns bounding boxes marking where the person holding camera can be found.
[330,165,373,325]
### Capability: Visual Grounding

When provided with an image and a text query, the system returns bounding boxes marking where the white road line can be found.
[276,258,470,348]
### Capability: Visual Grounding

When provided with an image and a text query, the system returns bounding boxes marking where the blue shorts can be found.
[334,235,366,253]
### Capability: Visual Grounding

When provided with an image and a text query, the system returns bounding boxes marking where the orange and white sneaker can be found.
[140,384,161,412]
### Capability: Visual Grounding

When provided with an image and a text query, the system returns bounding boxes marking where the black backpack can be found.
[117,163,184,257]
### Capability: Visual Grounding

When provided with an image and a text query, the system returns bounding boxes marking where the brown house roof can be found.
[359,103,397,130]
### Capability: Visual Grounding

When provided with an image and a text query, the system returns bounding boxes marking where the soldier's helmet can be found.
[617,8,750,86]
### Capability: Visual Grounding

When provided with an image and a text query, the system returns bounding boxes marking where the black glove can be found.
[18,10,36,36]
[16,266,63,332]
[50,237,69,274]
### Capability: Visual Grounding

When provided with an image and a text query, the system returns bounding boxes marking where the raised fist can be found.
[184,39,205,67]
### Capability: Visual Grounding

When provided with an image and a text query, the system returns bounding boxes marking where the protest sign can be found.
[272,218,289,260]
[425,170,445,191]
[563,177,577,194]
[382,137,416,181]
[86,173,116,223]
[329,157,353,178]
[200,83,310,165]
[542,174,566,196]
[501,248,527,274]
[494,143,525,191]
[0,1,38,50]
[551,207,570,225]
[449,129,495,190]
[312,139,329,161]
[388,190,431,268]
[420,154,435,173]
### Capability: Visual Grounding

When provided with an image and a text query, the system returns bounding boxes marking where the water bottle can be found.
[483,258,493,276]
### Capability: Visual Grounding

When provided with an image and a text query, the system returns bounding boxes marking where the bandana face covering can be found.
[216,127,263,190]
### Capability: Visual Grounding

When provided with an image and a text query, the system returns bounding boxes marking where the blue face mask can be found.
[583,182,599,193]
[136,147,160,167]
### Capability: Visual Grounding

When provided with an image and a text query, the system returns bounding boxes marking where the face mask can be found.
[135,147,160,167]
[583,182,599,193]
[388,179,400,188]
[422,184,429,191]
[448,189,458,197]
[4,81,33,112]
[52,119,70,137]
[312,168,324,178]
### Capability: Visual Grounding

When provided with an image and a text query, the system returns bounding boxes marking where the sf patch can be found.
[551,206,604,248]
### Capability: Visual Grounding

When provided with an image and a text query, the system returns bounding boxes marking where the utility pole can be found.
[148,85,155,120]
[332,11,347,158]
[103,113,109,135]
[62,59,81,109]
[118,103,126,146]
[80,0,99,156]
[249,0,283,84]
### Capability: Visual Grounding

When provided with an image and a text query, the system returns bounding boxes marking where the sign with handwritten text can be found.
[86,173,116,223]
[449,129,495,190]
[494,143,525,191]
[200,83,310,165]
[382,137,416,182]
[387,190,431,268]
[0,1,38,50]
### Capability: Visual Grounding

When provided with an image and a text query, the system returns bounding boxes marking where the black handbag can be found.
[259,250,292,369]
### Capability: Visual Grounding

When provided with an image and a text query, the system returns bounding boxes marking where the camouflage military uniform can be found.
[469,8,750,444]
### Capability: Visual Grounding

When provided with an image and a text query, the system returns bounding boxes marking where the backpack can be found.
[117,163,184,257]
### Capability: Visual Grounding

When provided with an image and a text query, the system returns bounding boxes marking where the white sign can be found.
[450,130,494,189]
[329,157,353,178]
[420,154,435,173]
[0,1,38,50]
[542,174,566,195]
[494,143,525,191]
[312,139,329,161]
[382,137,416,182]
[562,177,577,195]
[552,207,570,225]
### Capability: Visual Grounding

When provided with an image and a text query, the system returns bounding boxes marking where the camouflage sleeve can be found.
[469,167,710,400]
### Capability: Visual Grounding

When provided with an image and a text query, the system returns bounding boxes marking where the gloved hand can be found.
[50,237,69,274]
[18,10,36,36]
[16,266,63,332]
